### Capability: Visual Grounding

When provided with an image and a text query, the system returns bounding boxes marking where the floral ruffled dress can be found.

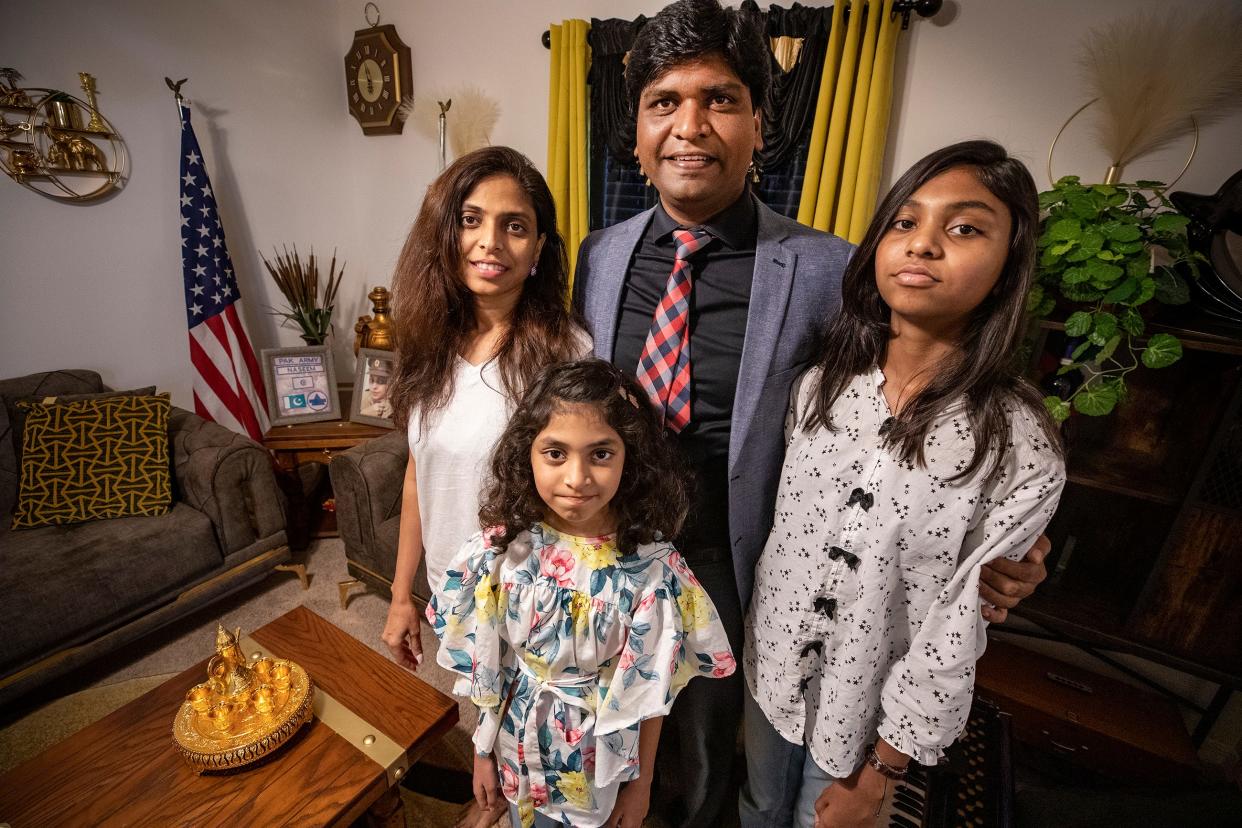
[427,523,735,828]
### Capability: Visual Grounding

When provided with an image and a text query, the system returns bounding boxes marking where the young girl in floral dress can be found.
[428,359,735,828]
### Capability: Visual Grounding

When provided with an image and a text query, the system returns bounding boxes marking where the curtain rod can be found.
[541,0,943,48]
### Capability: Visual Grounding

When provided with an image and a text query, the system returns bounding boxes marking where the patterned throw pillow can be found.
[12,394,172,529]
[3,386,156,468]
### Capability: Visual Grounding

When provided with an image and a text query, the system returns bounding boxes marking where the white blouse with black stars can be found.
[743,366,1065,776]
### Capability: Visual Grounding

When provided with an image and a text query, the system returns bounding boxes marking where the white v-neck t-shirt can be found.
[408,331,590,589]
[408,356,512,590]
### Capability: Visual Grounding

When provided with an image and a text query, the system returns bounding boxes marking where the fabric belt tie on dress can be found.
[513,658,599,802]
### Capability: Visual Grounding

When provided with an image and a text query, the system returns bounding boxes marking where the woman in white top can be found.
[382,146,587,827]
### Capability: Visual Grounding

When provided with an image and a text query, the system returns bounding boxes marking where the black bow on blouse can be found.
[847,488,874,511]
[827,545,861,570]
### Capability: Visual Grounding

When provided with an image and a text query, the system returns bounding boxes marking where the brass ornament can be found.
[172,625,315,773]
[78,72,107,133]
[353,285,395,355]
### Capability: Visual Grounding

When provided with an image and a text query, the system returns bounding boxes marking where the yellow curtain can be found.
[546,19,591,297]
[796,0,901,243]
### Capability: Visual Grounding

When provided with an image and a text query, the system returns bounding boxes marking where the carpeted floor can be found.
[0,537,507,827]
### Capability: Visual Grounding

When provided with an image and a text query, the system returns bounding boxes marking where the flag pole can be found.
[171,76,271,439]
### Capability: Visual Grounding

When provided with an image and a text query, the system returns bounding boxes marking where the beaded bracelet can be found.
[864,743,908,780]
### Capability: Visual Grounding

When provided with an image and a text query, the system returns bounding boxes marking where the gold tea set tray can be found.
[173,625,314,773]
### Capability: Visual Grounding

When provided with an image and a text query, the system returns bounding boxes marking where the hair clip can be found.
[617,385,643,409]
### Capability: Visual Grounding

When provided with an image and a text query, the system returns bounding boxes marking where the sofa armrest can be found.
[170,408,286,554]
[329,429,406,566]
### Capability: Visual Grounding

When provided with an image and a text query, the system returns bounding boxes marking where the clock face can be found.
[357,58,383,103]
[344,25,411,135]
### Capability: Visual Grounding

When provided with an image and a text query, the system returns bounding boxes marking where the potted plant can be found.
[260,246,345,346]
[1029,176,1208,422]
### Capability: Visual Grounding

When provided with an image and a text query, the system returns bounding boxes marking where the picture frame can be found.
[350,347,397,429]
[260,345,341,426]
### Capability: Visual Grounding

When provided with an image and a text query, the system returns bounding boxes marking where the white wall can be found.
[2,0,1239,764]
[0,0,356,403]
[5,0,1238,400]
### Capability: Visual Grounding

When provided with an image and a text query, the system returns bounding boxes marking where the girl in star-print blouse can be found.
[428,360,735,828]
[741,142,1066,828]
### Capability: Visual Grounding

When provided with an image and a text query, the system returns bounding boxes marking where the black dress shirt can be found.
[613,192,758,562]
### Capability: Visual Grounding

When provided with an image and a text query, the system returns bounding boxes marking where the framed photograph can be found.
[260,345,341,426]
[350,348,397,429]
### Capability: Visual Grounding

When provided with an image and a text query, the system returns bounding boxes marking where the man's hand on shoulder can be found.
[980,534,1050,623]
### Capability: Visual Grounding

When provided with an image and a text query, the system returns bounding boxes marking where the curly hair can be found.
[479,359,690,556]
[388,146,581,430]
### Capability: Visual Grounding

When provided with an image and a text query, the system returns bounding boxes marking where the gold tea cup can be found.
[207,701,235,733]
[186,684,214,714]
[270,662,291,691]
[252,657,275,681]
[252,684,275,716]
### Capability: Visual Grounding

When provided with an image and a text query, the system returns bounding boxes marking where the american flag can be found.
[177,99,269,440]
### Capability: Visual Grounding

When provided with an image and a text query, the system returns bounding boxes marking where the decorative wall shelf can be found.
[0,72,128,203]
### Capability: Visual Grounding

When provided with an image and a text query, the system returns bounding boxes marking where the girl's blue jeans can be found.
[739,686,835,828]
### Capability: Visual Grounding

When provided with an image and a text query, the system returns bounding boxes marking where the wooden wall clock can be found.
[343,22,411,135]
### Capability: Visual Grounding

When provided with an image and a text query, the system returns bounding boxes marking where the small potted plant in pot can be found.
[1030,176,1208,422]
[260,246,345,346]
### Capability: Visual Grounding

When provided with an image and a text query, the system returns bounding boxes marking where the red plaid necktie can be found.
[636,228,712,432]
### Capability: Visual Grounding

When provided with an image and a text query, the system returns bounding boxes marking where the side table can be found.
[263,418,392,551]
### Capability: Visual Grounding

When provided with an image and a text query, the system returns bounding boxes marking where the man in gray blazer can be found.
[573,2,1047,824]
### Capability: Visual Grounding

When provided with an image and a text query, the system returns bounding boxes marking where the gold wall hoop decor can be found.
[0,71,128,202]
[1047,97,1198,190]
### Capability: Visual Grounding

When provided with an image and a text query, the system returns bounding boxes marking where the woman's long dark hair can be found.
[389,146,580,429]
[805,140,1062,481]
[480,359,690,556]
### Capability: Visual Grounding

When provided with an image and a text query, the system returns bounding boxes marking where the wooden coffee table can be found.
[0,606,457,827]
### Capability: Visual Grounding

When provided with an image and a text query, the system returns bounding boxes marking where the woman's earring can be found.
[748,161,761,185]
[529,264,538,277]
[638,164,651,187]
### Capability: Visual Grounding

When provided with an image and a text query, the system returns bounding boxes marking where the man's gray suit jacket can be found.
[572,196,853,610]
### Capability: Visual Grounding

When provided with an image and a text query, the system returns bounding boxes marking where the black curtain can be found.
[588,3,834,229]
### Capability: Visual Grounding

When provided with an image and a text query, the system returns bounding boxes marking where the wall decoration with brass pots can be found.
[0,69,128,202]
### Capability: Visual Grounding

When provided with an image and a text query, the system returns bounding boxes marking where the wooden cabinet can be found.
[1016,315,1242,692]
[976,639,1200,784]
[262,414,392,550]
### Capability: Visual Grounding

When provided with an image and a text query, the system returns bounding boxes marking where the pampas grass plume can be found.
[395,87,500,160]
[1081,2,1242,167]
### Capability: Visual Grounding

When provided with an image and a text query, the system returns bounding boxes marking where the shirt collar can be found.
[650,187,758,251]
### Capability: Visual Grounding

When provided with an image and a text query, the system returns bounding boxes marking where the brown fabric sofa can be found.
[329,429,430,604]
[0,369,290,706]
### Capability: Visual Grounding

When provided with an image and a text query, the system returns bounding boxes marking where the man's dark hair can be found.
[625,0,771,115]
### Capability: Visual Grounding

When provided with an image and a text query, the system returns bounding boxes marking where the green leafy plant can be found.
[260,246,345,346]
[1030,176,1207,422]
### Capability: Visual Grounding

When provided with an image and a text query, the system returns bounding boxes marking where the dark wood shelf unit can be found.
[1023,310,1242,731]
